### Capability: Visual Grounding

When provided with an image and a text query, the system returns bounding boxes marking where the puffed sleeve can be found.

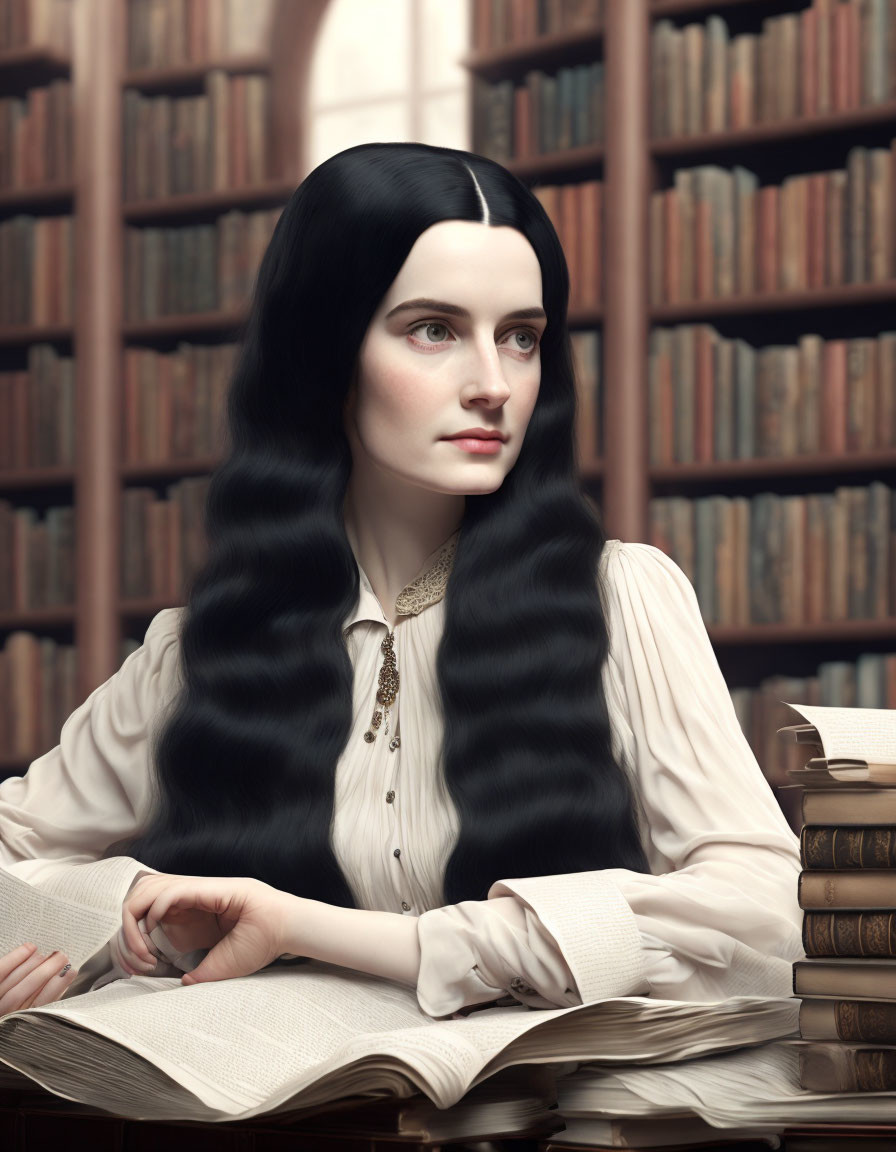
[414,541,804,1017]
[0,608,186,988]
[0,605,183,879]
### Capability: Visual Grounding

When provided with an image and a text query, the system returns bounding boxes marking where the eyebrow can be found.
[384,298,547,324]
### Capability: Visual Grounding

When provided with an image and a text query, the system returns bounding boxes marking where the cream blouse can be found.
[0,535,804,1019]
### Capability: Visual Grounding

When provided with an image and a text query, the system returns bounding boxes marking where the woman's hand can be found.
[0,944,79,1016]
[120,874,304,986]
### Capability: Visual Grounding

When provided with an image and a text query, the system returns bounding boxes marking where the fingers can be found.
[119,907,161,971]
[0,947,54,1001]
[0,943,37,983]
[123,878,236,961]
[112,923,158,977]
[29,958,79,1009]
[0,950,78,1016]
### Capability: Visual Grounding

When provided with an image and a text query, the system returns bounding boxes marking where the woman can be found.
[0,142,803,1022]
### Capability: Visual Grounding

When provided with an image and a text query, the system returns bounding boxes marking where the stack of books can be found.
[778,702,896,1095]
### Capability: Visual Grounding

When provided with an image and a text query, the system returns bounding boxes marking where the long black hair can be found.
[110,142,651,906]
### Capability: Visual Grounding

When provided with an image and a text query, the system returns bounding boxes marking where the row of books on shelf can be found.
[0,501,74,610]
[0,214,74,326]
[3,480,893,619]
[5,479,891,618]
[533,179,602,309]
[569,328,603,461]
[650,482,895,626]
[652,0,896,139]
[0,628,77,763]
[470,0,603,53]
[0,0,71,54]
[121,476,209,599]
[0,334,588,473]
[126,0,275,69]
[0,475,209,611]
[7,142,896,325]
[0,344,74,469]
[471,61,604,162]
[651,143,896,304]
[123,205,279,320]
[649,326,896,464]
[7,329,896,474]
[123,72,271,200]
[6,326,896,473]
[121,341,233,463]
[0,80,72,191]
[0,343,234,471]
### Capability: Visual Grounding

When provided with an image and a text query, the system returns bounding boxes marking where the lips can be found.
[444,430,507,441]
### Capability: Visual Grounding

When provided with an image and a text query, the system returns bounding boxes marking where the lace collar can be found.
[343,529,460,634]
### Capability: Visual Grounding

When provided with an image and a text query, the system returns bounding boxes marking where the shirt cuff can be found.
[487,868,649,1005]
[415,896,583,1018]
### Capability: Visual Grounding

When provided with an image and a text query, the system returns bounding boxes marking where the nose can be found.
[464,334,512,406]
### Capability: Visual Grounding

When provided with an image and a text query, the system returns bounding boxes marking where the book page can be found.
[559,1039,896,1126]
[33,855,152,916]
[0,964,451,1118]
[781,702,896,764]
[0,866,120,969]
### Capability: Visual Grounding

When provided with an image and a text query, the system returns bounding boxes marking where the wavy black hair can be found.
[109,141,651,906]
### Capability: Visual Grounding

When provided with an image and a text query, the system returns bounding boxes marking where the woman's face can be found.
[343,220,546,498]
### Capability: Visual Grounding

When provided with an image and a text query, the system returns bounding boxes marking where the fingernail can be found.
[58,963,72,977]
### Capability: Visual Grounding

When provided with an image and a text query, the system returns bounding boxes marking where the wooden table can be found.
[3,1089,896,1150]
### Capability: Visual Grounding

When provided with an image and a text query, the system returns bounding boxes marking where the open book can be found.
[0,860,799,1124]
[777,702,896,783]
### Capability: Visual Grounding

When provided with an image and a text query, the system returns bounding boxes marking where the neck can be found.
[342,486,463,623]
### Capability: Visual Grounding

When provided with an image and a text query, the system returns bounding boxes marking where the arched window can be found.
[306,0,469,172]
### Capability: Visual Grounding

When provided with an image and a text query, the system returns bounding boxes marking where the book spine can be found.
[802,826,896,870]
[801,998,896,1044]
[803,910,896,957]
[800,1043,896,1092]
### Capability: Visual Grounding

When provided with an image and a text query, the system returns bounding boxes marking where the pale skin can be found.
[2,219,545,1007]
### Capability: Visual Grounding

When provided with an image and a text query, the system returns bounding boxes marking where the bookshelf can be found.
[465,0,896,830]
[0,1,79,773]
[0,0,306,777]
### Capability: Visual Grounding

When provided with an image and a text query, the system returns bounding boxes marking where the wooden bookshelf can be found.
[0,42,70,89]
[122,52,271,91]
[461,23,604,79]
[506,142,605,182]
[651,100,896,156]
[0,182,75,210]
[0,0,305,775]
[120,308,247,341]
[651,0,800,15]
[0,323,74,347]
[122,179,298,221]
[650,450,896,486]
[0,12,76,772]
[649,281,896,321]
[0,465,76,490]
